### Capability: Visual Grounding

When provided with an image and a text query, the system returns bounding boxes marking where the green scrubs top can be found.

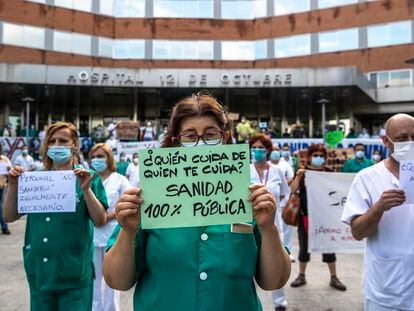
[22,169,109,291]
[342,158,373,173]
[107,223,263,311]
[116,161,129,176]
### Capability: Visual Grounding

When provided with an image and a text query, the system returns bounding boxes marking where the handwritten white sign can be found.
[0,162,9,175]
[18,171,76,214]
[400,161,414,204]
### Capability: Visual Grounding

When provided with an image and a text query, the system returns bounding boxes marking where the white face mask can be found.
[133,158,139,165]
[389,137,414,162]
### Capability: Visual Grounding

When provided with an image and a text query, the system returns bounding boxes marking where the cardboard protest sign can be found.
[139,144,251,229]
[18,171,76,214]
[306,171,364,253]
[0,162,9,175]
[400,161,414,203]
[117,121,140,140]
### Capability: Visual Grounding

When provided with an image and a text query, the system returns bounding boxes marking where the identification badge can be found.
[231,223,253,234]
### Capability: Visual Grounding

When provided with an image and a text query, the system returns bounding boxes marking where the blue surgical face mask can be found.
[281,150,290,158]
[47,146,72,165]
[181,139,222,148]
[355,150,365,159]
[311,156,325,167]
[251,148,267,163]
[22,150,28,156]
[270,150,281,161]
[91,158,107,173]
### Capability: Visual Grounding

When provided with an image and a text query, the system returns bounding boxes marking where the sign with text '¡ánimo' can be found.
[18,171,76,214]
[399,161,414,204]
[139,144,251,229]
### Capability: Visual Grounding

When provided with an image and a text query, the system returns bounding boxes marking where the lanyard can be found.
[255,163,270,186]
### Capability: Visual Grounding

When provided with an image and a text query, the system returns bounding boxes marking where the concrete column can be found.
[310,0,318,10]
[91,36,99,57]
[214,0,221,19]
[266,0,274,17]
[145,40,153,59]
[267,39,274,59]
[45,29,54,51]
[310,33,319,55]
[214,41,221,60]
[358,27,368,49]
[145,0,153,18]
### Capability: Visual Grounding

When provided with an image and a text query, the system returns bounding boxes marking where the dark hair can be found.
[282,143,290,149]
[161,92,231,148]
[249,134,273,153]
[353,143,365,150]
[306,144,327,164]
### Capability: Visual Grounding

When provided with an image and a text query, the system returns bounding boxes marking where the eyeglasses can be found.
[176,129,224,147]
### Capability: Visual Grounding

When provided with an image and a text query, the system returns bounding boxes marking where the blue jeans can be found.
[0,188,8,230]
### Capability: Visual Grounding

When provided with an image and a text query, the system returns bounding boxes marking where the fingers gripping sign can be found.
[248,183,277,231]
[377,189,406,212]
[74,168,95,192]
[115,188,143,235]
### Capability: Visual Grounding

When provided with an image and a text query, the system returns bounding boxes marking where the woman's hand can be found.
[248,183,277,232]
[74,168,94,192]
[8,165,25,186]
[115,188,143,236]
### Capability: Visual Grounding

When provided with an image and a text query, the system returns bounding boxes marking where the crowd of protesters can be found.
[0,92,409,311]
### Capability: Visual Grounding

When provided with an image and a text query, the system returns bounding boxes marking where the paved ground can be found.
[0,218,364,311]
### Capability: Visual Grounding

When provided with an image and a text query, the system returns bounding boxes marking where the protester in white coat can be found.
[89,143,131,311]
[342,113,414,311]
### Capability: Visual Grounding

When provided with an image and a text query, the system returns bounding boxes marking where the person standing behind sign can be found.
[89,143,131,311]
[3,122,109,311]
[14,146,35,172]
[342,114,414,311]
[289,144,347,291]
[126,153,140,187]
[103,92,291,311]
[249,135,290,311]
[342,143,373,173]
[116,152,129,176]
[0,144,11,235]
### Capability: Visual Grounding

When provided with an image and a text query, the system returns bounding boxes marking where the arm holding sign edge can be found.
[2,165,24,222]
[74,167,107,227]
[103,187,143,290]
[249,183,291,290]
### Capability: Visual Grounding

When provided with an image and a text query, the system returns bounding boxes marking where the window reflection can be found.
[274,0,310,16]
[319,28,358,53]
[153,40,214,60]
[368,21,412,48]
[274,34,310,58]
[222,0,267,20]
[318,0,357,9]
[222,41,255,60]
[3,23,45,49]
[154,0,213,18]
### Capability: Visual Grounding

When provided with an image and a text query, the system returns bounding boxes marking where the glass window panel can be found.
[255,39,267,59]
[72,33,91,55]
[198,41,214,59]
[368,21,412,47]
[114,0,130,17]
[53,30,72,53]
[114,40,129,58]
[198,1,214,18]
[378,72,389,88]
[275,34,310,58]
[153,40,169,59]
[54,0,73,9]
[3,23,24,46]
[319,28,358,53]
[73,0,92,12]
[255,0,267,18]
[27,0,47,3]
[237,1,255,19]
[274,0,310,15]
[221,2,237,19]
[24,25,45,49]
[390,71,411,87]
[130,0,145,17]
[183,42,199,59]
[318,0,357,9]
[99,0,113,15]
[222,42,239,60]
[129,40,145,58]
[99,37,113,58]
[169,41,183,59]
[222,41,255,60]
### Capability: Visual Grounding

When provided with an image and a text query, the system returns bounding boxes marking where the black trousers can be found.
[297,215,336,263]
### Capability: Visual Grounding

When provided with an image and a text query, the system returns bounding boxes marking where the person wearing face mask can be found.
[342,143,373,173]
[371,150,382,164]
[103,92,291,311]
[89,143,130,311]
[116,152,129,176]
[290,144,346,291]
[3,122,109,311]
[341,114,414,311]
[280,143,298,173]
[126,153,140,187]
[0,144,12,234]
[14,146,35,172]
[141,121,156,142]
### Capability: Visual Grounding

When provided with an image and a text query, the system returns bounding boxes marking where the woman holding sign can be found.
[289,144,346,291]
[103,92,291,310]
[3,122,109,311]
[89,143,131,311]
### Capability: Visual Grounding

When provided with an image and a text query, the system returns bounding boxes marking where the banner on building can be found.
[305,170,364,253]
[116,141,159,161]
[117,121,140,140]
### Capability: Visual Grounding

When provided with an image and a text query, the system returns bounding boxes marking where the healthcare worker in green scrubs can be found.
[103,92,291,311]
[3,122,108,311]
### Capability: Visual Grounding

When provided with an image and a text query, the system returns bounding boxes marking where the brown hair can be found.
[89,143,117,173]
[249,134,273,153]
[306,144,327,164]
[41,122,79,170]
[162,92,232,147]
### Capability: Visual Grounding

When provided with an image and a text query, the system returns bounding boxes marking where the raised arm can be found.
[3,166,24,222]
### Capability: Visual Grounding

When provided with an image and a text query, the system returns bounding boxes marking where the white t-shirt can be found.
[94,172,131,247]
[126,163,140,188]
[341,161,414,310]
[14,154,35,171]
[250,163,288,203]
[273,160,293,207]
